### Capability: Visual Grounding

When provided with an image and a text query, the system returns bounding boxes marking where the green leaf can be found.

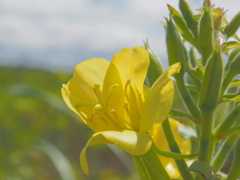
[169,108,200,124]
[185,65,205,80]
[153,143,197,159]
[35,138,76,180]
[185,83,199,92]
[179,0,198,38]
[221,41,240,52]
[230,79,240,86]
[224,12,240,39]
[178,126,198,140]
[8,84,81,123]
[217,125,240,140]
[188,161,220,180]
[233,34,240,41]
[167,4,197,47]
[143,40,164,87]
[220,92,240,103]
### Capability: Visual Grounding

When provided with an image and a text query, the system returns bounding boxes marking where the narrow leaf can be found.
[35,138,76,180]
[169,108,200,124]
[230,79,240,86]
[188,161,219,180]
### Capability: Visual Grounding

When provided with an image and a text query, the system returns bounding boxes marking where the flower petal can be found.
[70,58,110,105]
[61,83,78,115]
[80,130,152,174]
[61,58,110,131]
[150,118,191,179]
[112,47,149,95]
[102,63,125,124]
[140,63,181,133]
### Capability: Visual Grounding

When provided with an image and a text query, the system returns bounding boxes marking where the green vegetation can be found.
[0,66,136,180]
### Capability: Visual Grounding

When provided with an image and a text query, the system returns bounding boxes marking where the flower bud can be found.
[221,50,240,95]
[166,18,186,76]
[179,0,198,38]
[224,12,240,39]
[224,47,240,74]
[167,4,197,47]
[143,40,164,87]
[199,50,224,113]
[198,7,214,66]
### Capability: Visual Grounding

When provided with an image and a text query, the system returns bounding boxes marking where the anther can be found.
[105,83,119,110]
[76,103,95,108]
[92,104,102,114]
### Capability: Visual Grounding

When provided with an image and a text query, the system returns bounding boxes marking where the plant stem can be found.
[140,145,171,180]
[226,136,240,180]
[211,134,238,172]
[132,155,151,180]
[153,143,198,159]
[162,118,194,180]
[198,112,214,164]
[175,76,202,123]
[213,104,240,139]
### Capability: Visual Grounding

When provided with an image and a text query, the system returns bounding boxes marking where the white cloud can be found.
[0,0,239,70]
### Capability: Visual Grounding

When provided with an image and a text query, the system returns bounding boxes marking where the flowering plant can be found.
[62,0,240,179]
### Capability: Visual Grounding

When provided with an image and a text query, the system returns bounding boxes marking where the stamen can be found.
[93,84,105,107]
[125,79,132,103]
[76,103,95,108]
[105,84,119,111]
[92,104,102,114]
[91,112,108,124]
[92,83,123,130]
[79,111,98,127]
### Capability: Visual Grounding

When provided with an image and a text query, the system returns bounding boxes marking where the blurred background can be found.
[0,0,239,179]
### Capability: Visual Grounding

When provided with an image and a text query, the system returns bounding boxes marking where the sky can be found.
[0,0,239,72]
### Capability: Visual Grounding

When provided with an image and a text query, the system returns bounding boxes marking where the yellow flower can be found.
[61,47,181,174]
[150,118,191,179]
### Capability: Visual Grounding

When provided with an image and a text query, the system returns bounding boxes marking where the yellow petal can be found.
[70,58,110,105]
[150,118,191,179]
[102,63,125,122]
[125,80,144,130]
[61,83,78,115]
[61,58,110,131]
[80,130,152,174]
[112,47,149,95]
[140,63,181,133]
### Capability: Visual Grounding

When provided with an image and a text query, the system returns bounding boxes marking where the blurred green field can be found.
[0,66,138,180]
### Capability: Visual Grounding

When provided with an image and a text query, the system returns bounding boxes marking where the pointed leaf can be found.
[220,93,240,103]
[230,79,240,86]
[167,4,197,47]
[221,41,240,52]
[169,108,200,124]
[188,161,219,180]
[185,65,205,80]
[35,138,76,180]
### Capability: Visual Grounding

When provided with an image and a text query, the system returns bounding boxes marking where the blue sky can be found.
[0,0,239,72]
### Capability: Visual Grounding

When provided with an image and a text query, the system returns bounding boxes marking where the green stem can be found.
[213,104,240,139]
[140,145,171,180]
[170,108,199,124]
[153,143,197,159]
[132,156,151,180]
[162,118,194,180]
[221,71,236,96]
[175,75,202,123]
[226,136,240,180]
[211,134,238,172]
[198,112,214,164]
